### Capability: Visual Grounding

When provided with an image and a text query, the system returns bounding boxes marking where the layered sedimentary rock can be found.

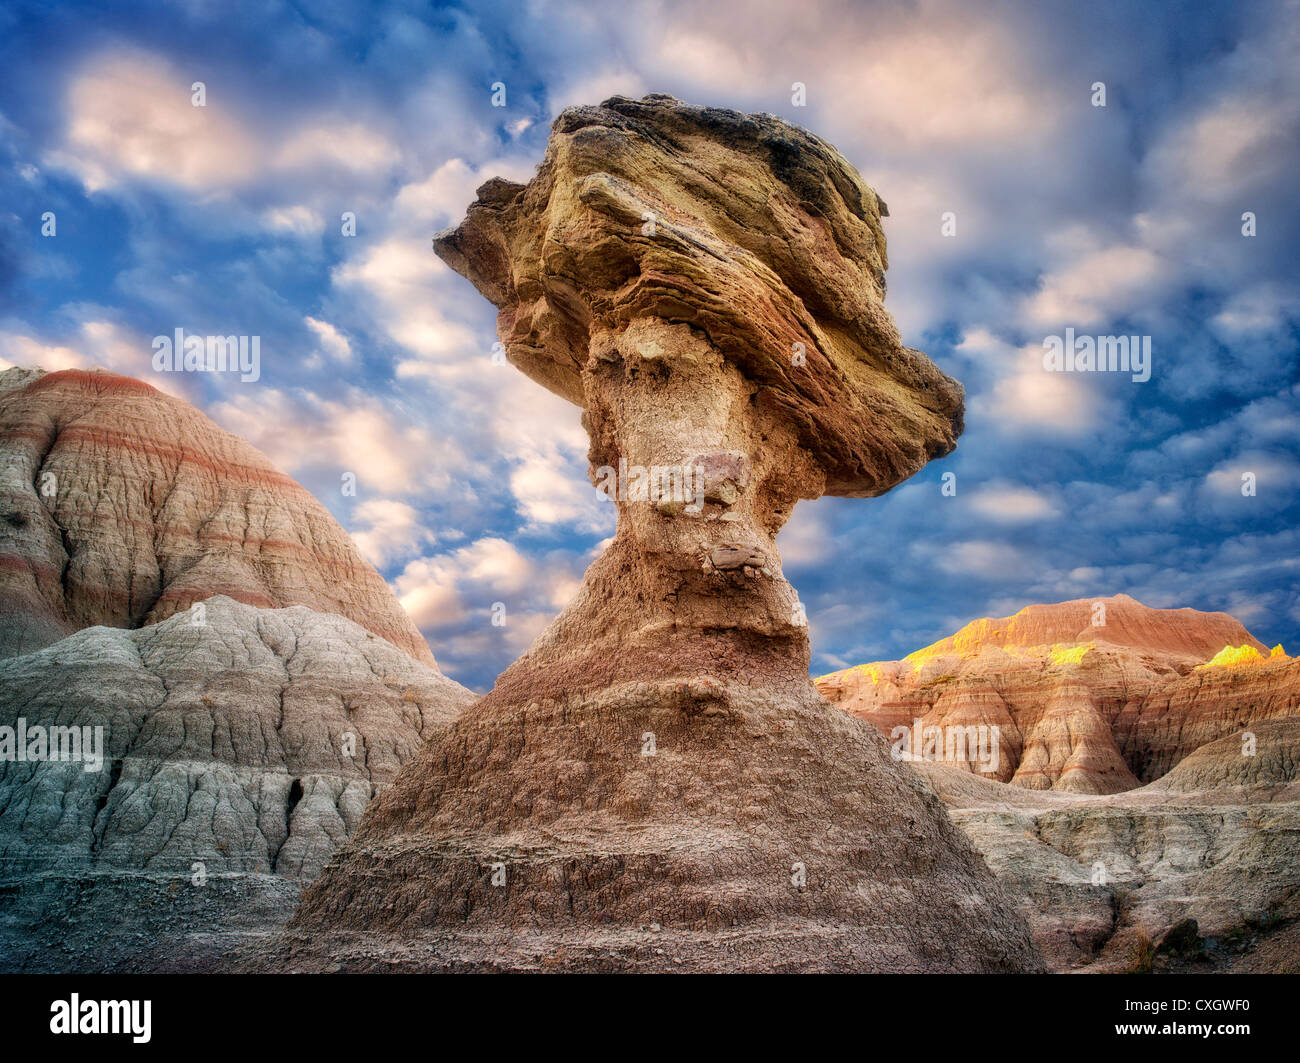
[817,593,1293,794]
[0,366,434,664]
[0,596,475,972]
[282,96,1042,973]
[820,597,1300,969]
[0,369,473,970]
[1117,645,1299,783]
[915,718,1300,972]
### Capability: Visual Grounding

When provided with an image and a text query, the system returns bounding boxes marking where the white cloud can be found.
[1201,452,1300,512]
[330,156,535,379]
[210,385,475,496]
[262,205,323,235]
[969,483,1058,523]
[493,375,610,531]
[1210,283,1300,340]
[275,121,400,174]
[327,153,604,530]
[49,51,410,196]
[778,503,832,567]
[930,540,1033,580]
[349,498,434,568]
[333,239,481,369]
[1145,93,1294,204]
[0,319,191,399]
[977,341,1102,435]
[547,0,1057,150]
[392,536,585,680]
[1022,244,1168,329]
[391,157,519,227]
[51,51,256,191]
[819,21,1052,149]
[509,451,604,528]
[303,316,353,364]
[546,69,649,116]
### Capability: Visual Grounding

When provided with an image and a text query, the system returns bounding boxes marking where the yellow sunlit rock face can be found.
[1197,643,1290,669]
[904,635,1094,667]
[1049,644,1091,666]
[815,594,1289,796]
[903,622,1004,667]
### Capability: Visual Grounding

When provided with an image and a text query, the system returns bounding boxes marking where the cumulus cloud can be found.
[275,121,400,174]
[817,19,1055,149]
[509,449,609,529]
[392,535,585,684]
[50,51,257,191]
[334,245,480,368]
[1022,244,1169,330]
[1209,283,1300,341]
[976,341,1104,435]
[210,384,477,497]
[332,156,536,376]
[968,483,1059,523]
[1143,79,1298,206]
[262,205,323,235]
[928,540,1036,581]
[48,50,410,198]
[303,316,352,364]
[1200,452,1300,518]
[777,504,834,569]
[327,150,604,532]
[349,498,435,568]
[0,318,192,399]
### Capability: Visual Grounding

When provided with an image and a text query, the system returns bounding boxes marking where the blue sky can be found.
[1,0,1297,690]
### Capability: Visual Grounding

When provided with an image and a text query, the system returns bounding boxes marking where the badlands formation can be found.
[819,595,1300,971]
[2,104,1293,975]
[816,593,1290,793]
[0,366,433,663]
[280,96,1043,973]
[0,368,473,971]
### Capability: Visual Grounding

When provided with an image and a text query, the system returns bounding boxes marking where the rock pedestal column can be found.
[281,97,1044,973]
[517,317,824,703]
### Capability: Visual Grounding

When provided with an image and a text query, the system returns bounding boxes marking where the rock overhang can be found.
[434,94,964,498]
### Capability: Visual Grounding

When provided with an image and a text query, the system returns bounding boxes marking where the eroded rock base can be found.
[913,719,1300,973]
[277,678,1045,972]
[0,869,301,973]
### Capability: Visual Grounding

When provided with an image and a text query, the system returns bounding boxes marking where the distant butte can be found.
[817,593,1296,793]
[0,366,435,664]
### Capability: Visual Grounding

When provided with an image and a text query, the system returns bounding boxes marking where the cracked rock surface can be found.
[915,719,1300,972]
[275,97,1043,973]
[0,366,435,664]
[0,596,474,971]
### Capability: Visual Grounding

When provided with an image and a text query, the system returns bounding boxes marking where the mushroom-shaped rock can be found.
[432,95,964,693]
[281,97,1041,973]
[435,95,963,497]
